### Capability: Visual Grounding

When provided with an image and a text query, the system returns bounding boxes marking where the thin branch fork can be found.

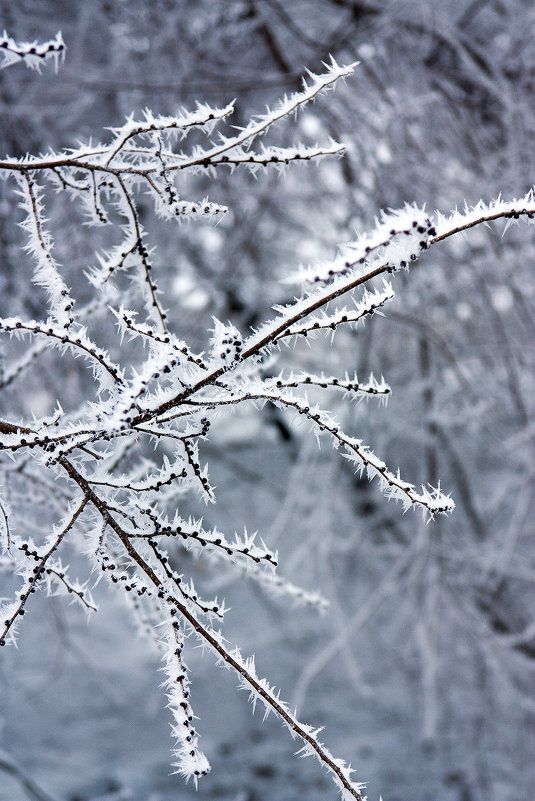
[130,203,535,427]
[56,455,363,799]
[1,204,533,474]
[0,495,89,646]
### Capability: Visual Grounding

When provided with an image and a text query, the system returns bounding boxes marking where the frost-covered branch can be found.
[0,496,89,646]
[0,31,65,72]
[1,45,534,801]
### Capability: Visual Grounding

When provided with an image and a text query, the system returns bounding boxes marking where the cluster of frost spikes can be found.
[161,620,210,782]
[0,31,65,72]
[290,205,435,285]
[3,43,535,801]
[432,190,535,240]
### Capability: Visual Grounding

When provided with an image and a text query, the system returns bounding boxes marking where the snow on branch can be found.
[432,191,535,241]
[0,316,123,387]
[0,496,89,647]
[291,205,434,285]
[104,102,236,167]
[16,171,75,330]
[175,57,356,170]
[0,30,65,72]
[161,619,211,781]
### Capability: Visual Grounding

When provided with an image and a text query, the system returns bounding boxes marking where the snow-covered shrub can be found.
[0,32,534,801]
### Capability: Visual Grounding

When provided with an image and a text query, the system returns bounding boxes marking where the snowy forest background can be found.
[0,1,534,800]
